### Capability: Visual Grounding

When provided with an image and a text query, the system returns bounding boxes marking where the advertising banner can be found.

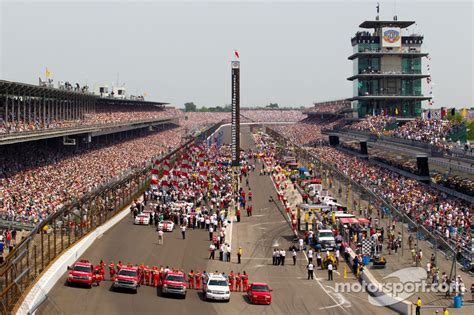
[381,27,401,47]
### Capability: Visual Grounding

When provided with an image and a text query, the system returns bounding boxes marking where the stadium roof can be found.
[347,95,432,101]
[0,80,97,99]
[0,80,169,106]
[348,52,429,60]
[359,20,415,29]
[347,73,430,81]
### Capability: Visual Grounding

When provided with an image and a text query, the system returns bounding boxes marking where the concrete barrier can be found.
[17,203,133,315]
[344,250,413,315]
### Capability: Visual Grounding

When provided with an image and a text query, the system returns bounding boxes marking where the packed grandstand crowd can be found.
[0,105,183,134]
[271,116,340,146]
[1,105,472,255]
[0,126,184,224]
[342,114,464,150]
[240,109,305,122]
[303,101,350,114]
[306,145,472,247]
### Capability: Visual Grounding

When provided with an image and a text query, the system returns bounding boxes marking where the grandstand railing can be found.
[266,128,470,266]
[0,121,222,314]
[430,183,474,204]
[326,129,474,164]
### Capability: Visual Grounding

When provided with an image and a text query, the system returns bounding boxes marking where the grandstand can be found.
[0,79,184,231]
[0,77,221,311]
[0,80,180,146]
[303,99,352,116]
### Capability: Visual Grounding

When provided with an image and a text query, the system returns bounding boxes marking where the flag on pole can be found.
[45,67,52,78]
[441,107,447,118]
[234,50,239,59]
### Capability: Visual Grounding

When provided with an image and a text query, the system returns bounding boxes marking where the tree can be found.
[466,120,474,141]
[446,112,463,124]
[266,103,279,109]
[184,102,197,112]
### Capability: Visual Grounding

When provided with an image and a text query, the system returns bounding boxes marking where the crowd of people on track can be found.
[89,260,251,292]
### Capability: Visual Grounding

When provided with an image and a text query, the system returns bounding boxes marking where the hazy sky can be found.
[1,0,472,108]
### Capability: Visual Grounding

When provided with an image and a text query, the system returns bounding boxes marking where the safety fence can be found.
[0,122,222,314]
[265,127,470,267]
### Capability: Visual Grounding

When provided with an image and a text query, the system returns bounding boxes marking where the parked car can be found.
[67,259,94,288]
[202,273,230,302]
[161,271,187,298]
[158,220,175,232]
[134,213,150,225]
[247,282,272,305]
[316,229,336,251]
[113,266,140,293]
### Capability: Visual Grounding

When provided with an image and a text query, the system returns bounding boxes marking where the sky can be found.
[1,0,473,109]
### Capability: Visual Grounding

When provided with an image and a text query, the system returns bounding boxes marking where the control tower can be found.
[347,18,431,118]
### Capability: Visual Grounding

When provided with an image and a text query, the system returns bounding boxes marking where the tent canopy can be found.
[339,217,370,225]
[339,218,359,225]
[357,218,370,225]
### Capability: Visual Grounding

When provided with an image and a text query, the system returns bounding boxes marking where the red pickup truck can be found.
[161,271,187,298]
[67,259,94,288]
[113,266,140,293]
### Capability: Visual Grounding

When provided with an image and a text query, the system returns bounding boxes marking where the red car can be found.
[247,282,272,305]
[113,266,140,293]
[67,259,94,288]
[161,271,187,298]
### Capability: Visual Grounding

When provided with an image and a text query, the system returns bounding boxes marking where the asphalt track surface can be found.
[38,126,396,315]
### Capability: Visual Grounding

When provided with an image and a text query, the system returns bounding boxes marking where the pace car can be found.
[203,273,230,302]
[134,213,150,225]
[158,220,175,232]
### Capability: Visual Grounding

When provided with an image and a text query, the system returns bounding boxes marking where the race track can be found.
[37,125,396,315]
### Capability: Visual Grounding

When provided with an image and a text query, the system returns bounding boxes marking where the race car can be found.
[158,220,175,232]
[134,213,150,225]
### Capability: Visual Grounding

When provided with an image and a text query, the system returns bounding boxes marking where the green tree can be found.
[266,103,279,109]
[467,120,474,141]
[184,102,197,112]
[446,112,463,124]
